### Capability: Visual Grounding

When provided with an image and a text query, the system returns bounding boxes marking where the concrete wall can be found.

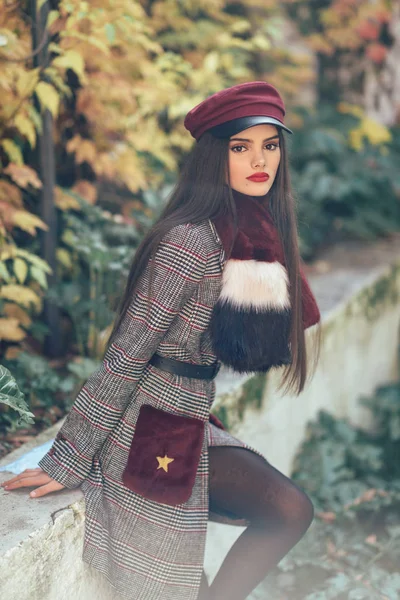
[1,255,400,599]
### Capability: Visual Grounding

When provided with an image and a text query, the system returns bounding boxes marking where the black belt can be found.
[149,353,220,380]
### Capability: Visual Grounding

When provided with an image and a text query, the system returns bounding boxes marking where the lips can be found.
[246,173,269,182]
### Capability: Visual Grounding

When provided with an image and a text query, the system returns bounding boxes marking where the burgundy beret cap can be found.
[184,81,293,141]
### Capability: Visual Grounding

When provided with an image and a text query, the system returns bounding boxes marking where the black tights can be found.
[198,446,314,600]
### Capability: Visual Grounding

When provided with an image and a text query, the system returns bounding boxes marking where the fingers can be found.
[1,468,44,488]
[1,468,65,497]
[29,480,65,498]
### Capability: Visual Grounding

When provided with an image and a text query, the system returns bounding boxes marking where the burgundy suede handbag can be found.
[122,404,207,506]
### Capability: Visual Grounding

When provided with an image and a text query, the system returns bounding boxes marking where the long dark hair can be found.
[105,130,321,395]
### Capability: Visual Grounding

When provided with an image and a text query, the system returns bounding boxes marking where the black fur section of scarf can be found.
[209,188,320,374]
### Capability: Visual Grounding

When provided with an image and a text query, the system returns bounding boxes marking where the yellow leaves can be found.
[56,248,73,269]
[61,30,110,55]
[349,118,392,151]
[13,114,37,148]
[11,210,48,236]
[113,147,149,192]
[13,258,28,284]
[66,135,97,165]
[307,33,335,55]
[0,246,52,277]
[252,34,271,52]
[3,164,42,190]
[203,51,220,73]
[0,245,17,262]
[53,50,87,84]
[127,117,177,172]
[0,247,50,297]
[0,140,23,166]
[47,10,61,31]
[168,95,204,120]
[231,20,251,34]
[54,186,82,211]
[338,103,392,150]
[35,81,60,117]
[91,152,115,179]
[16,68,40,98]
[0,318,26,342]
[37,0,48,13]
[0,0,335,203]
[15,248,52,275]
[0,285,42,312]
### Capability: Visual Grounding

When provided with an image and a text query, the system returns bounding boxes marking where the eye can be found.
[265,143,280,151]
[230,145,247,153]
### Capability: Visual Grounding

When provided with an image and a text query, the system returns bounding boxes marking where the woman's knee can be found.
[271,479,314,535]
[250,463,314,535]
[208,446,314,534]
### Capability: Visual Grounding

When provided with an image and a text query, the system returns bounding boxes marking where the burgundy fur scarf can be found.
[209,187,320,374]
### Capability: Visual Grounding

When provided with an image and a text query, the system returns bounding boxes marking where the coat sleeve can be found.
[38,224,208,488]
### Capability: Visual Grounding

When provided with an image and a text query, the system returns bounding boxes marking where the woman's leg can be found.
[206,446,314,600]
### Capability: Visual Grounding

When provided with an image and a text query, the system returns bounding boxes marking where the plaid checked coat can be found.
[38,219,269,600]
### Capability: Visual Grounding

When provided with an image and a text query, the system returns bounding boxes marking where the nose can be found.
[251,151,266,169]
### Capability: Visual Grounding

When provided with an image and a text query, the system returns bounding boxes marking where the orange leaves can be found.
[366,43,388,64]
[0,204,48,236]
[3,303,32,328]
[76,87,106,124]
[343,488,389,510]
[72,181,98,204]
[3,165,42,190]
[0,318,26,342]
[283,0,392,67]
[0,181,23,207]
[357,21,380,41]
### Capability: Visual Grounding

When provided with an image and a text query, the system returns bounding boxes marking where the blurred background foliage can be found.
[0,0,399,434]
[253,370,400,599]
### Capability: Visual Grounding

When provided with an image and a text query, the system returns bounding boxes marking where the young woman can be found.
[1,82,321,600]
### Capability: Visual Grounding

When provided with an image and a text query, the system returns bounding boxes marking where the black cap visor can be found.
[208,115,293,138]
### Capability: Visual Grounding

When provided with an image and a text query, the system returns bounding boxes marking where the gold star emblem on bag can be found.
[156,454,175,473]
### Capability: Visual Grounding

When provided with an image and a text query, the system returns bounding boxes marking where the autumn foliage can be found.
[0,0,314,355]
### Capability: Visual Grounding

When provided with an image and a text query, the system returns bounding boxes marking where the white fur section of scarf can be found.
[209,258,292,373]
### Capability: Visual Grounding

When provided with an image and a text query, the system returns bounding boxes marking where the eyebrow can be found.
[229,135,279,143]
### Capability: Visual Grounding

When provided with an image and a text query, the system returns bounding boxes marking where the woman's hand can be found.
[0,468,66,498]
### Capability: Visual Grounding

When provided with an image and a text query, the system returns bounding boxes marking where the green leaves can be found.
[0,364,35,426]
[292,109,400,259]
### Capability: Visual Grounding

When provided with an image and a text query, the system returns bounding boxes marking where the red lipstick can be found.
[246,173,269,182]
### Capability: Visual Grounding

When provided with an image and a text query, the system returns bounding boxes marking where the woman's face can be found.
[227,124,281,196]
